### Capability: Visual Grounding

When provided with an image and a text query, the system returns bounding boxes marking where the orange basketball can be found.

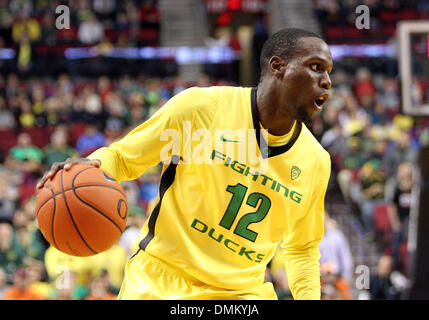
[35,164,128,257]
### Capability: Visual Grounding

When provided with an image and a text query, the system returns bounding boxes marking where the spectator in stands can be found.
[0,175,18,224]
[17,32,32,71]
[357,160,387,234]
[49,268,75,300]
[376,77,400,113]
[25,258,50,299]
[0,222,26,278]
[321,120,348,170]
[138,167,161,212]
[139,0,160,28]
[387,161,413,273]
[11,208,27,230]
[43,129,78,169]
[11,10,41,72]
[385,130,418,177]
[118,205,146,258]
[0,74,4,95]
[320,213,354,280]
[75,122,106,157]
[30,85,46,125]
[370,254,401,300]
[337,136,365,201]
[173,77,187,96]
[11,11,41,44]
[8,0,33,15]
[3,267,43,300]
[0,267,10,299]
[124,1,141,46]
[5,73,21,99]
[48,268,89,300]
[104,90,130,132]
[318,0,345,27]
[0,154,22,190]
[319,212,354,299]
[320,262,344,300]
[338,97,369,138]
[127,92,146,126]
[82,86,109,126]
[365,135,389,171]
[104,120,125,146]
[18,98,36,128]
[354,68,376,103]
[70,94,90,124]
[8,133,43,174]
[93,0,116,21]
[15,226,46,263]
[78,13,104,45]
[115,11,130,33]
[0,0,13,45]
[86,272,115,300]
[40,11,56,47]
[369,101,390,126]
[44,97,64,127]
[417,0,429,12]
[56,74,74,96]
[0,97,16,130]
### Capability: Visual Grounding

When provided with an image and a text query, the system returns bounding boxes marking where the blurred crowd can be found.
[0,72,234,300]
[267,65,429,300]
[0,0,160,47]
[0,0,160,72]
[1,66,427,300]
[313,0,429,42]
[311,66,429,299]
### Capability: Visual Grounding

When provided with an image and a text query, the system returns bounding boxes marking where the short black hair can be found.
[259,28,324,77]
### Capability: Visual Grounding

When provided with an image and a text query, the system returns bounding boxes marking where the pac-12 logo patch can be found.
[291,166,301,180]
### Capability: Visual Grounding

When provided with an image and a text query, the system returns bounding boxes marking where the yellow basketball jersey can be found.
[88,86,331,299]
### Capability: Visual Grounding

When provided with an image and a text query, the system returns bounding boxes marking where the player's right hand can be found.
[36,158,101,190]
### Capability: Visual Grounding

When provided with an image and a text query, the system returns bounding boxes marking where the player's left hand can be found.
[36,157,101,190]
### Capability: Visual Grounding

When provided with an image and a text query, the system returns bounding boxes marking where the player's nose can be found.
[320,73,332,90]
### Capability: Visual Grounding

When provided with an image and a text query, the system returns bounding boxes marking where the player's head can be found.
[259,28,333,122]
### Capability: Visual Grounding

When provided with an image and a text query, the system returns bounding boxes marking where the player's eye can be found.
[310,63,320,72]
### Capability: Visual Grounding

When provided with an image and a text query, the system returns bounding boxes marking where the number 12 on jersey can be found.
[219,183,271,242]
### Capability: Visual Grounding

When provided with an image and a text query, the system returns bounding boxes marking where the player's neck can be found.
[256,82,296,136]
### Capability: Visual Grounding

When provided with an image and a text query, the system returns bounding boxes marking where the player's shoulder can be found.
[172,85,249,113]
[300,122,331,168]
[170,86,229,109]
[162,86,222,117]
[178,85,237,94]
[179,85,247,99]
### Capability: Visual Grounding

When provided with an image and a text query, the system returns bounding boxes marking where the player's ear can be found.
[268,56,286,79]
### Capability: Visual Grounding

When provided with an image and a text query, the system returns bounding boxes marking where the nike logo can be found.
[220,135,240,143]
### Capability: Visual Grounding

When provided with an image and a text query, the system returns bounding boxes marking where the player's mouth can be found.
[313,94,329,112]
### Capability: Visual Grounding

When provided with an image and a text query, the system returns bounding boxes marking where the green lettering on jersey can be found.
[211,149,304,205]
[189,218,266,264]
[191,219,208,233]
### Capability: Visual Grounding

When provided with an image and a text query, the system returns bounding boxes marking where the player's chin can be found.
[296,107,313,123]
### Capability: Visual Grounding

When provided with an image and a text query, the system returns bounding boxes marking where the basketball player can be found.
[37,28,333,300]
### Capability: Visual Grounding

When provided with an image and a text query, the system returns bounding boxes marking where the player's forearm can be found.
[87,146,129,182]
[86,125,166,182]
[283,247,321,300]
[87,146,145,182]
